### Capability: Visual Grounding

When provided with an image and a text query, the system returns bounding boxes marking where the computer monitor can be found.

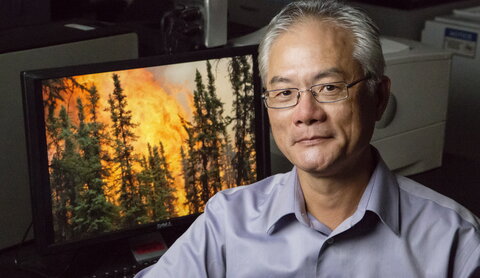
[21,45,270,253]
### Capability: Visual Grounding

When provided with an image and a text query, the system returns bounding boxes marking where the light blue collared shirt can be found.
[136,157,480,277]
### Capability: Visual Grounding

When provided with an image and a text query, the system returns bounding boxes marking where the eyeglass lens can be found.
[265,82,348,108]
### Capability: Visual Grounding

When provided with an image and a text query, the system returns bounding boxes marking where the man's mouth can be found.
[295,135,333,145]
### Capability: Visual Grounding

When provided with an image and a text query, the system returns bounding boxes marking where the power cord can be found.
[5,221,80,278]
[13,221,33,266]
[0,221,49,277]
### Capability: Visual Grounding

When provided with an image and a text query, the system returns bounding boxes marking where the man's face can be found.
[266,19,387,178]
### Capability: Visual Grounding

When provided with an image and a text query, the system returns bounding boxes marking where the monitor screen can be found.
[22,45,270,253]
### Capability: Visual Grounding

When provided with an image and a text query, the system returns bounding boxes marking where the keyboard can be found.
[82,258,158,278]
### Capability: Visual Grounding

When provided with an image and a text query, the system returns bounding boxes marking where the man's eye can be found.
[324,84,340,92]
[321,84,342,94]
[274,90,294,98]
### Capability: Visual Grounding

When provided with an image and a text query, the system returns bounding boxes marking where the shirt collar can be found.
[265,150,401,236]
[265,168,298,234]
[361,155,400,235]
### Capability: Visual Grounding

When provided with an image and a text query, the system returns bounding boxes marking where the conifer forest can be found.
[42,56,257,243]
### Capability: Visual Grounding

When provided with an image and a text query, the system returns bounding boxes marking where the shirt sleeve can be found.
[458,244,480,278]
[134,195,226,278]
[457,231,480,278]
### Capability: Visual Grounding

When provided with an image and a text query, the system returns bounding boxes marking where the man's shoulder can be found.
[396,175,480,230]
[207,171,292,210]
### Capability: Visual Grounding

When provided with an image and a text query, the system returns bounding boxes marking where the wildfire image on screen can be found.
[42,56,257,243]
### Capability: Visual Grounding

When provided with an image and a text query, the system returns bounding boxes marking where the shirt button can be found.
[326,238,334,245]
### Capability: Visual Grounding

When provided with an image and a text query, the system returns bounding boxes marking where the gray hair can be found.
[258,0,384,93]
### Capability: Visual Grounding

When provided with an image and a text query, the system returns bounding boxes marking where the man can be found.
[136,0,480,277]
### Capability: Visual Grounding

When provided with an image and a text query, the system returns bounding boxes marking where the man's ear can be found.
[374,76,391,121]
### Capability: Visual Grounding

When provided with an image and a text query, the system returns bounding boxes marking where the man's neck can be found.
[297,148,376,230]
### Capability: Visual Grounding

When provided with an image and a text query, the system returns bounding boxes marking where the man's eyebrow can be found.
[268,68,346,86]
[313,68,345,80]
[268,76,291,86]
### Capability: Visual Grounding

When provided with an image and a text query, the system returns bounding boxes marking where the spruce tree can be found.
[136,155,154,224]
[149,144,167,220]
[49,106,80,241]
[158,142,176,216]
[43,78,83,166]
[43,78,88,241]
[229,56,257,186]
[192,69,211,205]
[71,90,117,236]
[187,62,228,210]
[107,73,142,225]
[239,56,257,183]
[137,142,177,221]
[205,61,226,194]
[180,117,201,213]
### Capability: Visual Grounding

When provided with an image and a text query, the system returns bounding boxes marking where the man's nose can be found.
[292,90,327,125]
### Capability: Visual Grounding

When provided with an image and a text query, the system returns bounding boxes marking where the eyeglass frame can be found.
[261,76,371,109]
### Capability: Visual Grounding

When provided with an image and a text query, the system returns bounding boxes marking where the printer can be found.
[421,7,480,160]
[270,37,452,176]
[371,38,451,176]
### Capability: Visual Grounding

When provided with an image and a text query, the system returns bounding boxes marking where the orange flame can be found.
[52,68,194,215]
[44,57,254,219]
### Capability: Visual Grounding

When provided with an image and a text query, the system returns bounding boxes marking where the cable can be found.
[7,221,78,278]
[2,221,51,277]
[13,221,33,266]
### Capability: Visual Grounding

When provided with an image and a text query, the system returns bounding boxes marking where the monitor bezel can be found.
[21,45,271,254]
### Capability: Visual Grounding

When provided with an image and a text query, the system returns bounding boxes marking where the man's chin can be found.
[289,149,344,175]
[294,159,336,175]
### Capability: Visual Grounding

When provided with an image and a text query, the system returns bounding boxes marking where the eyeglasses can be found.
[262,76,370,109]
